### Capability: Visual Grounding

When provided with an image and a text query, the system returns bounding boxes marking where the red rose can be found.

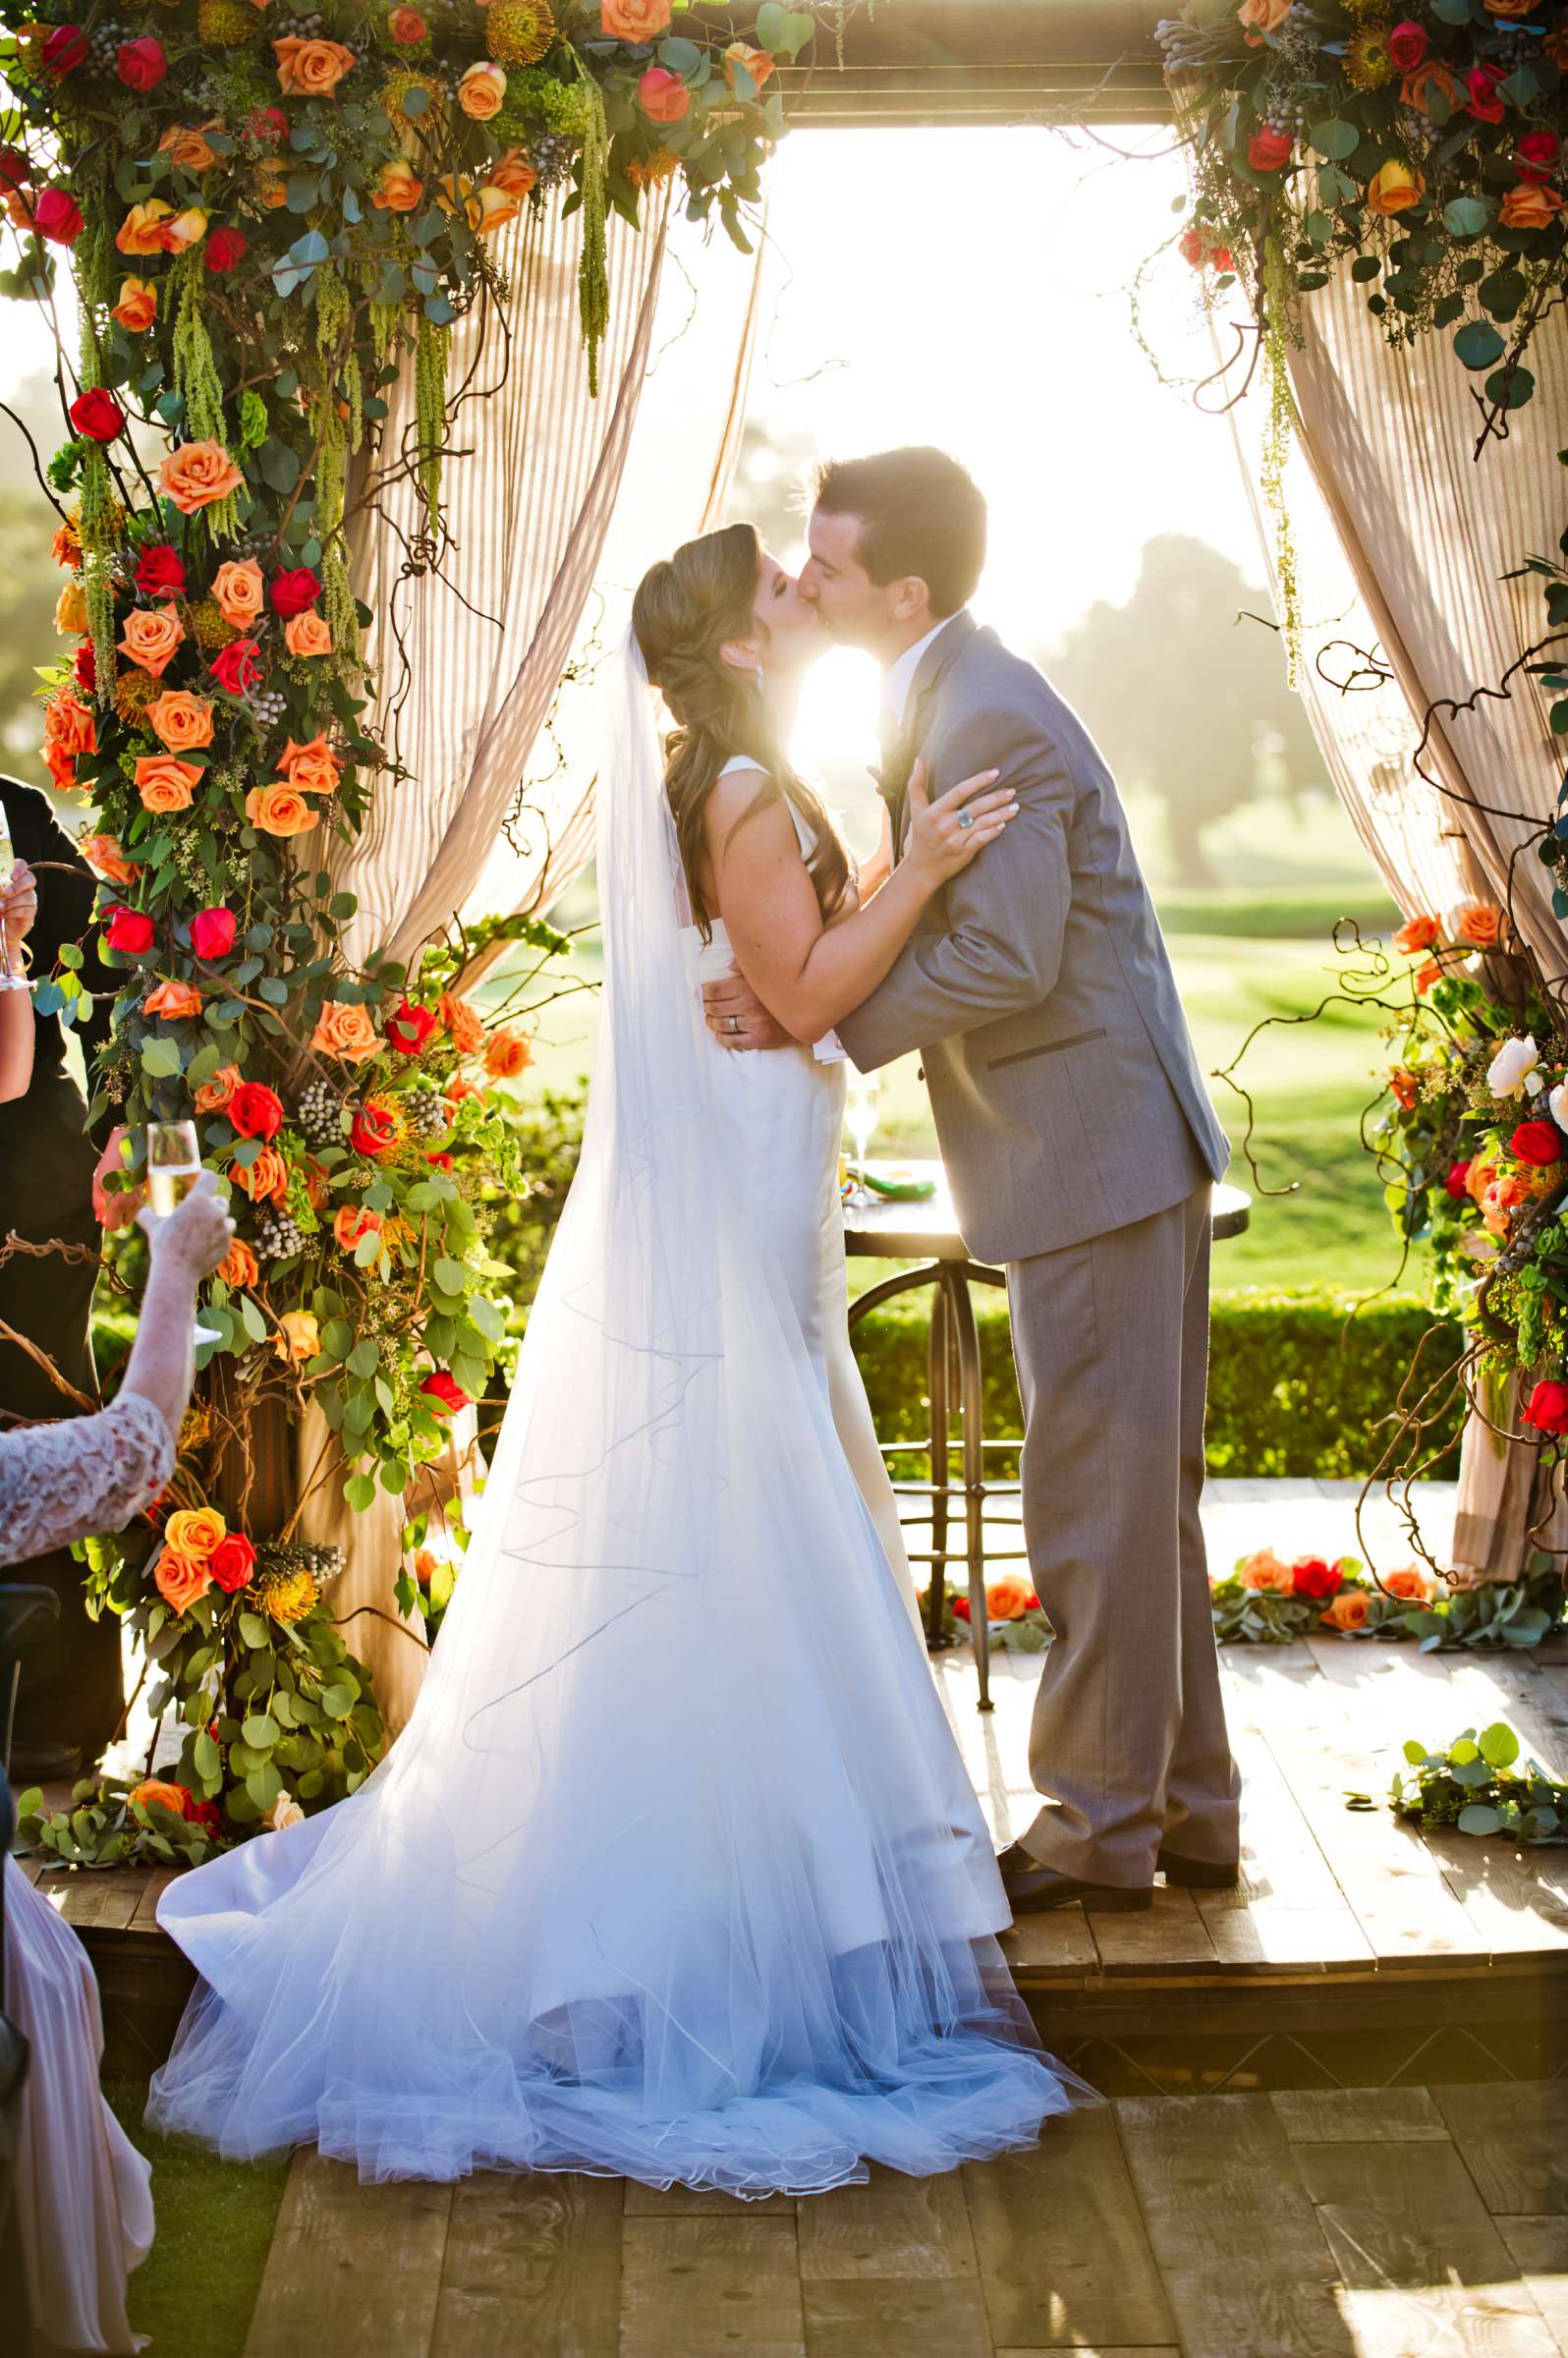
[75,641,96,692]
[190,905,237,962]
[1247,126,1294,172]
[209,638,260,696]
[386,996,437,1056]
[116,35,167,90]
[0,149,30,194]
[420,1371,470,1416]
[1523,1379,1568,1436]
[1518,131,1562,183]
[1510,1120,1563,1166]
[208,1532,256,1594]
[425,1150,454,1169]
[269,566,321,619]
[136,542,187,596]
[245,105,288,146]
[33,188,83,246]
[68,389,126,444]
[204,226,248,274]
[188,1797,223,1837]
[1291,1556,1343,1600]
[638,66,691,123]
[104,905,155,955]
[952,1595,971,1621]
[230,1081,285,1141]
[41,25,88,74]
[1387,19,1427,68]
[1467,64,1507,122]
[350,1099,398,1157]
[1445,1159,1472,1200]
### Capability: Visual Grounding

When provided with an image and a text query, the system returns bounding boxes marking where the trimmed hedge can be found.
[851,1287,1464,1484]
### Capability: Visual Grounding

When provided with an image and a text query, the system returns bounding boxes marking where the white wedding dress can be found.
[147,646,1092,2195]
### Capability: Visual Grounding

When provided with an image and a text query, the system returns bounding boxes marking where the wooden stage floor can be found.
[25,1626,1568,2093]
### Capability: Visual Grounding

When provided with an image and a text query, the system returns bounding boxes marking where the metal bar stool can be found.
[845,1163,1251,1712]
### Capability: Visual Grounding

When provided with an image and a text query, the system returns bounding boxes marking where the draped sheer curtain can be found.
[1219,271,1568,1580]
[301,196,764,1728]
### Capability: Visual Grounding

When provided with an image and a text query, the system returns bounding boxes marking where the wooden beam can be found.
[695,1,1174,127]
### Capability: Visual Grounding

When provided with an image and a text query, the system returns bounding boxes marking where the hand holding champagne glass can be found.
[142,1123,227,1345]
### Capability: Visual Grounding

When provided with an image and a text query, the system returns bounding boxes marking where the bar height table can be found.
[844,1164,1252,1711]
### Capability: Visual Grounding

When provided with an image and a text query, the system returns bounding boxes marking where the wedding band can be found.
[726,1015,741,1034]
[957,811,974,830]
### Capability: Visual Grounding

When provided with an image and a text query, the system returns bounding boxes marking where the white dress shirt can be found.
[880,612,968,732]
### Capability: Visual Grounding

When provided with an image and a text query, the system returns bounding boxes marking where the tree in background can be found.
[1045,533,1324,887]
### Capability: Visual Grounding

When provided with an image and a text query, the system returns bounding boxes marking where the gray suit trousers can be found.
[1006,1181,1241,1885]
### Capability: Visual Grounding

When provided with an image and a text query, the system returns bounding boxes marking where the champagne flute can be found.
[844,1072,880,1207]
[0,809,30,994]
[145,1121,223,1348]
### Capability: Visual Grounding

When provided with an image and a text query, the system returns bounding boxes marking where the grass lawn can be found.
[105,2080,287,2358]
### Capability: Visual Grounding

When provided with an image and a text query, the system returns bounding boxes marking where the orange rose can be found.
[1456,901,1503,949]
[116,198,174,255]
[310,998,381,1063]
[600,0,671,33]
[136,754,203,814]
[277,732,343,796]
[45,686,96,756]
[1384,1564,1431,1601]
[372,159,423,212]
[284,610,332,657]
[275,1309,321,1363]
[44,744,81,795]
[245,782,320,837]
[388,3,425,35]
[439,993,485,1055]
[984,1572,1035,1621]
[488,147,536,199]
[273,35,358,95]
[1415,958,1442,995]
[80,834,139,887]
[1390,1067,1419,1110]
[233,1144,289,1205]
[1368,159,1426,215]
[1500,182,1563,229]
[458,60,506,118]
[1484,0,1541,13]
[143,978,204,1020]
[158,121,220,172]
[1320,1591,1370,1631]
[160,440,244,516]
[212,558,264,627]
[333,1204,382,1251]
[468,185,521,235]
[1238,1547,1295,1593]
[129,1775,191,1815]
[54,581,87,636]
[484,1025,533,1080]
[722,40,775,87]
[1393,913,1438,955]
[1547,8,1568,67]
[216,1235,260,1290]
[164,1504,227,1558]
[155,1549,212,1613]
[119,601,185,678]
[195,1061,242,1112]
[1399,61,1460,116]
[145,690,215,752]
[1466,1157,1497,1207]
[1237,0,1291,33]
[161,206,209,253]
[111,275,157,332]
[52,518,82,569]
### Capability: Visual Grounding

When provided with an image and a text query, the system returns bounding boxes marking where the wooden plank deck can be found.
[31,1638,1568,2078]
[231,2081,1568,2358]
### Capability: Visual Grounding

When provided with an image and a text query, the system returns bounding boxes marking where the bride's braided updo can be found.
[633,522,850,943]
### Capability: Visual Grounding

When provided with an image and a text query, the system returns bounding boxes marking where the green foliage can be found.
[1391,1718,1568,1841]
[105,2079,287,2358]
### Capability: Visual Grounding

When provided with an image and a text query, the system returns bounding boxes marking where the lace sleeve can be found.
[0,1391,174,1570]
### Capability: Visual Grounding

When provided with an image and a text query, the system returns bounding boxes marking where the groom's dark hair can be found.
[812,447,985,618]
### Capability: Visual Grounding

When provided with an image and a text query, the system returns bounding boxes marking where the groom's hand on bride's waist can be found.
[702,972,792,1051]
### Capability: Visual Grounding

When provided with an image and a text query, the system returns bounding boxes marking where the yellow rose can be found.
[164,1504,227,1559]
[372,158,423,212]
[1367,159,1426,215]
[468,184,521,235]
[275,1310,321,1363]
[116,198,174,256]
[161,205,210,253]
[54,581,88,636]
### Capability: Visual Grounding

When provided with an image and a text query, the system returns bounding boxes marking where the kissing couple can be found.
[148,446,1241,2199]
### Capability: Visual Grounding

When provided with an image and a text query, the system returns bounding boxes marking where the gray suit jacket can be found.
[834,613,1230,1266]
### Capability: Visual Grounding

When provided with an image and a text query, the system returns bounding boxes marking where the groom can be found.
[703,446,1242,1911]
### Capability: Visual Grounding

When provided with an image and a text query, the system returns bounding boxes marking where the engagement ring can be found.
[957,811,974,830]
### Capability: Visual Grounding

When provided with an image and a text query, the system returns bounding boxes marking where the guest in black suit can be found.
[0,775,122,1781]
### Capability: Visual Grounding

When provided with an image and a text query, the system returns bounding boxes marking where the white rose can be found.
[1550,1083,1568,1134]
[262,1790,305,1832]
[1486,1036,1540,1097]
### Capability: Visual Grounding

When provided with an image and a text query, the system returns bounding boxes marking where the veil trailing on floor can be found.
[148,636,1092,2194]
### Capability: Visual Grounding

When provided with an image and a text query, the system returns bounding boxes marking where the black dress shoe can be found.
[1155,1846,1240,1889]
[997,1845,1152,1914]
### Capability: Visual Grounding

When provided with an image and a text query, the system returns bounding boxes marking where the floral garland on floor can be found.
[1215,1542,1566,1640]
[1392,1717,1568,1836]
[2,0,816,1869]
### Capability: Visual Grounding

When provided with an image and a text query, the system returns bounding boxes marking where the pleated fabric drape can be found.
[303,194,763,1731]
[1217,270,1568,1579]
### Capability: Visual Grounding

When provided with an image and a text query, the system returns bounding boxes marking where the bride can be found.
[147,523,1094,2196]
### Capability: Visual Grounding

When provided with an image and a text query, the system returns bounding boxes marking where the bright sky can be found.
[740,125,1267,789]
